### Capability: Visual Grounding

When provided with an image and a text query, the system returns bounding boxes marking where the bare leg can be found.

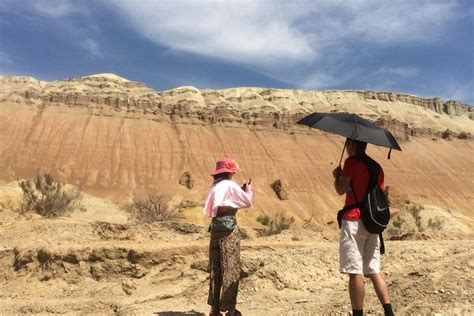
[349,274,365,310]
[369,273,391,304]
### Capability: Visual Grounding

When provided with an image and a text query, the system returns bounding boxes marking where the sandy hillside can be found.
[0,74,473,224]
[0,74,473,315]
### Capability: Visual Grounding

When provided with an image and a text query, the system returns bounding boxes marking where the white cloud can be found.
[104,0,467,98]
[301,72,347,90]
[106,0,462,69]
[373,66,420,79]
[16,1,101,58]
[331,0,459,43]
[80,38,102,57]
[107,0,315,68]
[32,0,85,17]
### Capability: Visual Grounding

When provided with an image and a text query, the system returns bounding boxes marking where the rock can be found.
[444,102,456,116]
[271,179,290,200]
[122,280,136,295]
[190,259,208,272]
[127,249,142,264]
[160,221,204,234]
[241,258,264,278]
[239,227,258,240]
[442,129,452,140]
[433,98,444,113]
[408,271,424,277]
[90,263,105,280]
[365,91,377,100]
[13,248,37,271]
[377,93,390,101]
[179,171,194,189]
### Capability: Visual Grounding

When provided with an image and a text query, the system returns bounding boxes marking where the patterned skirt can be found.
[207,226,241,311]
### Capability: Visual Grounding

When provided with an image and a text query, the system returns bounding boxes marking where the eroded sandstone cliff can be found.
[0,74,472,223]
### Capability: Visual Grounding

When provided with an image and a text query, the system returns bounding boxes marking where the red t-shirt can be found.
[341,155,385,220]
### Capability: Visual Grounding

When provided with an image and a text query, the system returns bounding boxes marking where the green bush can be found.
[126,194,178,223]
[256,214,271,226]
[408,205,424,232]
[18,173,80,218]
[387,215,406,236]
[257,212,295,236]
[427,217,444,230]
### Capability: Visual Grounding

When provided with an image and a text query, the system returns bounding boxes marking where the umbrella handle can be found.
[339,139,348,167]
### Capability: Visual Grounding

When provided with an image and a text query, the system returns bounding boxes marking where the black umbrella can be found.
[297,112,401,165]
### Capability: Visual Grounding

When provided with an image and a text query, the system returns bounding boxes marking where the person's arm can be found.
[228,182,254,208]
[333,165,351,195]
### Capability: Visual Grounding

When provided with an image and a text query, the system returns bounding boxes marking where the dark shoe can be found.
[225,310,242,316]
[209,311,222,316]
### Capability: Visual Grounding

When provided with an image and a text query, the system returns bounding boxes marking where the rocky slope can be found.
[0,74,473,224]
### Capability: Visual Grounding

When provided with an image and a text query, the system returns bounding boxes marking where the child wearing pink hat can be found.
[204,157,254,316]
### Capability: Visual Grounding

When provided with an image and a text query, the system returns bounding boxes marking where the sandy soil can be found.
[0,187,472,315]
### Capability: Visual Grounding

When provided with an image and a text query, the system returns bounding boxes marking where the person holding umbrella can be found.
[204,157,254,316]
[333,139,394,316]
[297,112,400,316]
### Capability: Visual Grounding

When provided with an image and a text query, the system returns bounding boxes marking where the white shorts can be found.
[339,220,380,275]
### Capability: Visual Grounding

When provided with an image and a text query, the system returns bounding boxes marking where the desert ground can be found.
[1,182,473,315]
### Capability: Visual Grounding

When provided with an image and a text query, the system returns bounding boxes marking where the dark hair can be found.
[348,139,367,153]
[213,172,232,182]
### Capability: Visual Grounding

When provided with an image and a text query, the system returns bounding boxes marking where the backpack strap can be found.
[337,164,364,228]
[379,233,385,255]
[355,155,386,255]
[358,154,380,190]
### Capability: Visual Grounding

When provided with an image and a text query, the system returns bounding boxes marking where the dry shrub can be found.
[256,214,271,226]
[427,217,444,230]
[126,194,178,224]
[387,215,406,236]
[257,212,294,236]
[409,205,424,232]
[18,173,80,218]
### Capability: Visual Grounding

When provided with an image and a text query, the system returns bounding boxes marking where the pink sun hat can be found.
[211,157,241,176]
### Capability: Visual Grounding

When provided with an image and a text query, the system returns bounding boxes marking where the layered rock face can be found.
[1,74,472,140]
[0,74,473,223]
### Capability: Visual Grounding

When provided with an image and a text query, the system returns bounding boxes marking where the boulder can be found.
[441,129,452,140]
[271,179,290,200]
[179,171,194,189]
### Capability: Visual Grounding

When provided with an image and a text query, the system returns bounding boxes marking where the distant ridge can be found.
[0,74,472,140]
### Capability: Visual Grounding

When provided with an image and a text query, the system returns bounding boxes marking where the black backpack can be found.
[337,154,390,254]
[358,155,390,233]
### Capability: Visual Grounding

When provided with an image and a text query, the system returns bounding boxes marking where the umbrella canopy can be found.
[297,112,402,165]
[297,112,401,151]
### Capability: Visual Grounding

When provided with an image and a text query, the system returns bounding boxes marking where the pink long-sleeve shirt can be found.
[203,180,254,218]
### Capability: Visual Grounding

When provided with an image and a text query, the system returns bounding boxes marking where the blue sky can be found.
[0,0,473,104]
